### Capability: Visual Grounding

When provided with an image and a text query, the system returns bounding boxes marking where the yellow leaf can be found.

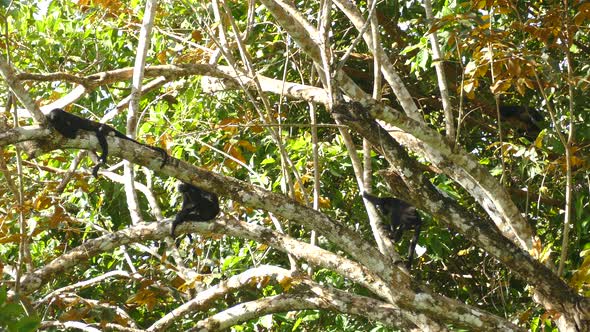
[571,155,585,169]
[127,288,158,310]
[475,0,486,10]
[198,145,210,154]
[457,248,471,256]
[523,78,535,90]
[319,196,331,209]
[34,196,52,211]
[490,79,511,94]
[192,30,203,42]
[464,61,478,76]
[228,146,247,164]
[218,118,240,134]
[534,130,546,148]
[238,140,256,152]
[156,51,168,64]
[463,81,475,94]
[250,124,264,133]
[278,276,295,291]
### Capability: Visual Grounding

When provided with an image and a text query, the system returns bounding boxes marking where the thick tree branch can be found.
[0,57,46,124]
[332,101,588,325]
[4,128,526,330]
[149,266,414,331]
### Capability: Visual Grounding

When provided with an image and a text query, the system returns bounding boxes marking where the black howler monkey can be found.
[171,182,220,242]
[46,108,168,177]
[498,105,544,138]
[363,191,422,268]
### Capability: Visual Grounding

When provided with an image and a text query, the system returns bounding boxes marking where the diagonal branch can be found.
[0,57,46,124]
[331,101,587,325]
[3,127,527,331]
[148,266,413,331]
[257,0,538,260]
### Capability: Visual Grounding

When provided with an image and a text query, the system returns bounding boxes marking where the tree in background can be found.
[1,0,589,331]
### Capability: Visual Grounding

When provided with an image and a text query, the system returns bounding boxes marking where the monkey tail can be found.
[91,162,104,178]
[170,218,180,238]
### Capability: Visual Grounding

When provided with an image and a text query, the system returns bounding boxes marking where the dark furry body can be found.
[47,108,167,177]
[171,182,220,242]
[363,191,422,268]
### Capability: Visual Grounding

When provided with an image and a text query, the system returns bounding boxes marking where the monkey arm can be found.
[171,183,220,246]
[406,216,422,269]
[171,208,190,238]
